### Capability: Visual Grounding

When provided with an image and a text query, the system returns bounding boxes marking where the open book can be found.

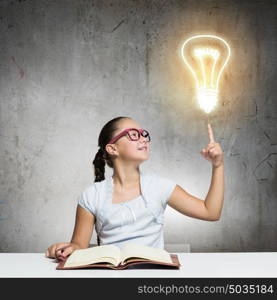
[56,243,181,270]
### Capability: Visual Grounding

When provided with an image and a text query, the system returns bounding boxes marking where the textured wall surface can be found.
[0,0,277,253]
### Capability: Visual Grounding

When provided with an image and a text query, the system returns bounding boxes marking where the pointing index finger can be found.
[208,123,215,143]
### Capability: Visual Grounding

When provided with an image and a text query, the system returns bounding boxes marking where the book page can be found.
[64,245,121,268]
[120,243,172,265]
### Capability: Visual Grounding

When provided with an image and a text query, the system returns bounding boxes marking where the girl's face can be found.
[107,119,150,163]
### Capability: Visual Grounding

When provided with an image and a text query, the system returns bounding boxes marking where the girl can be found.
[45,116,224,261]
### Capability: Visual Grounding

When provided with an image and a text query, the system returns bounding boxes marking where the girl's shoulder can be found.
[81,179,105,195]
[141,170,175,185]
[80,171,175,196]
[77,179,109,214]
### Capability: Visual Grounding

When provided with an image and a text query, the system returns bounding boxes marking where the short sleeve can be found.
[77,185,97,216]
[159,176,177,208]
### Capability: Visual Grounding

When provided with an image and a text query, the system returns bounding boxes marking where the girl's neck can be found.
[112,170,141,189]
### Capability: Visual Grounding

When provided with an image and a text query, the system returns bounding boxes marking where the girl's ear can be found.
[106,144,117,156]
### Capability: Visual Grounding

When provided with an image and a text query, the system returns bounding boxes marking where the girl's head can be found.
[92,116,151,182]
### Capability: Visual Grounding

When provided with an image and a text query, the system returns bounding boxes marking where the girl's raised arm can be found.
[167,123,224,221]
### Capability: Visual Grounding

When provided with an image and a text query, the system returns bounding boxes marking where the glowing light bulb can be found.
[181,34,231,114]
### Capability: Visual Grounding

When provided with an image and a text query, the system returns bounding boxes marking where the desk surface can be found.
[1,252,276,278]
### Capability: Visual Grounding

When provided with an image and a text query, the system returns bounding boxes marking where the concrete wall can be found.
[0,0,277,253]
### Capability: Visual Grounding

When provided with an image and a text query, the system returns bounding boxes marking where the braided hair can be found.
[92,116,130,182]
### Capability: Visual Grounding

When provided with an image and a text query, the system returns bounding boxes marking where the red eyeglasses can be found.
[108,128,151,144]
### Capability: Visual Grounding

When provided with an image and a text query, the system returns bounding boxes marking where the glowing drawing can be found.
[181,34,231,114]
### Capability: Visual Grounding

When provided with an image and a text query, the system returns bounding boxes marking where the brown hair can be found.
[92,116,130,182]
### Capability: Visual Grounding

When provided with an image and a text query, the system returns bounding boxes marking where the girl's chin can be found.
[134,155,149,161]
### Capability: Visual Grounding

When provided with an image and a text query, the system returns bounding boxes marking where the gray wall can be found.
[0,0,277,253]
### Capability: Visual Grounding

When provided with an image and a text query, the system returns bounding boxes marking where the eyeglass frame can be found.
[107,128,151,144]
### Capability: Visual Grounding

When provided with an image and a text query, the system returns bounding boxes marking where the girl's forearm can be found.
[204,163,224,220]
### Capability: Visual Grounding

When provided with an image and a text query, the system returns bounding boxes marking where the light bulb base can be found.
[197,88,218,114]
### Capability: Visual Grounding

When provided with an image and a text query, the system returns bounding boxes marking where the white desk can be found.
[0,252,276,278]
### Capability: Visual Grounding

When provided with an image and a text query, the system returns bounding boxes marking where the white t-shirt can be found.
[77,170,176,249]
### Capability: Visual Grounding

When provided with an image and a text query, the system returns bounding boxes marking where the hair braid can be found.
[92,148,106,182]
[92,116,131,182]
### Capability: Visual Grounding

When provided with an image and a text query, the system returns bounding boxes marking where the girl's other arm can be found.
[45,205,95,260]
[70,204,96,249]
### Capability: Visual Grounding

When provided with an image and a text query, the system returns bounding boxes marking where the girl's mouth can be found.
[138,146,147,151]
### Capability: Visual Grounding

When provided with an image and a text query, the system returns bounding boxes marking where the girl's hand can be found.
[200,123,224,168]
[45,242,81,261]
